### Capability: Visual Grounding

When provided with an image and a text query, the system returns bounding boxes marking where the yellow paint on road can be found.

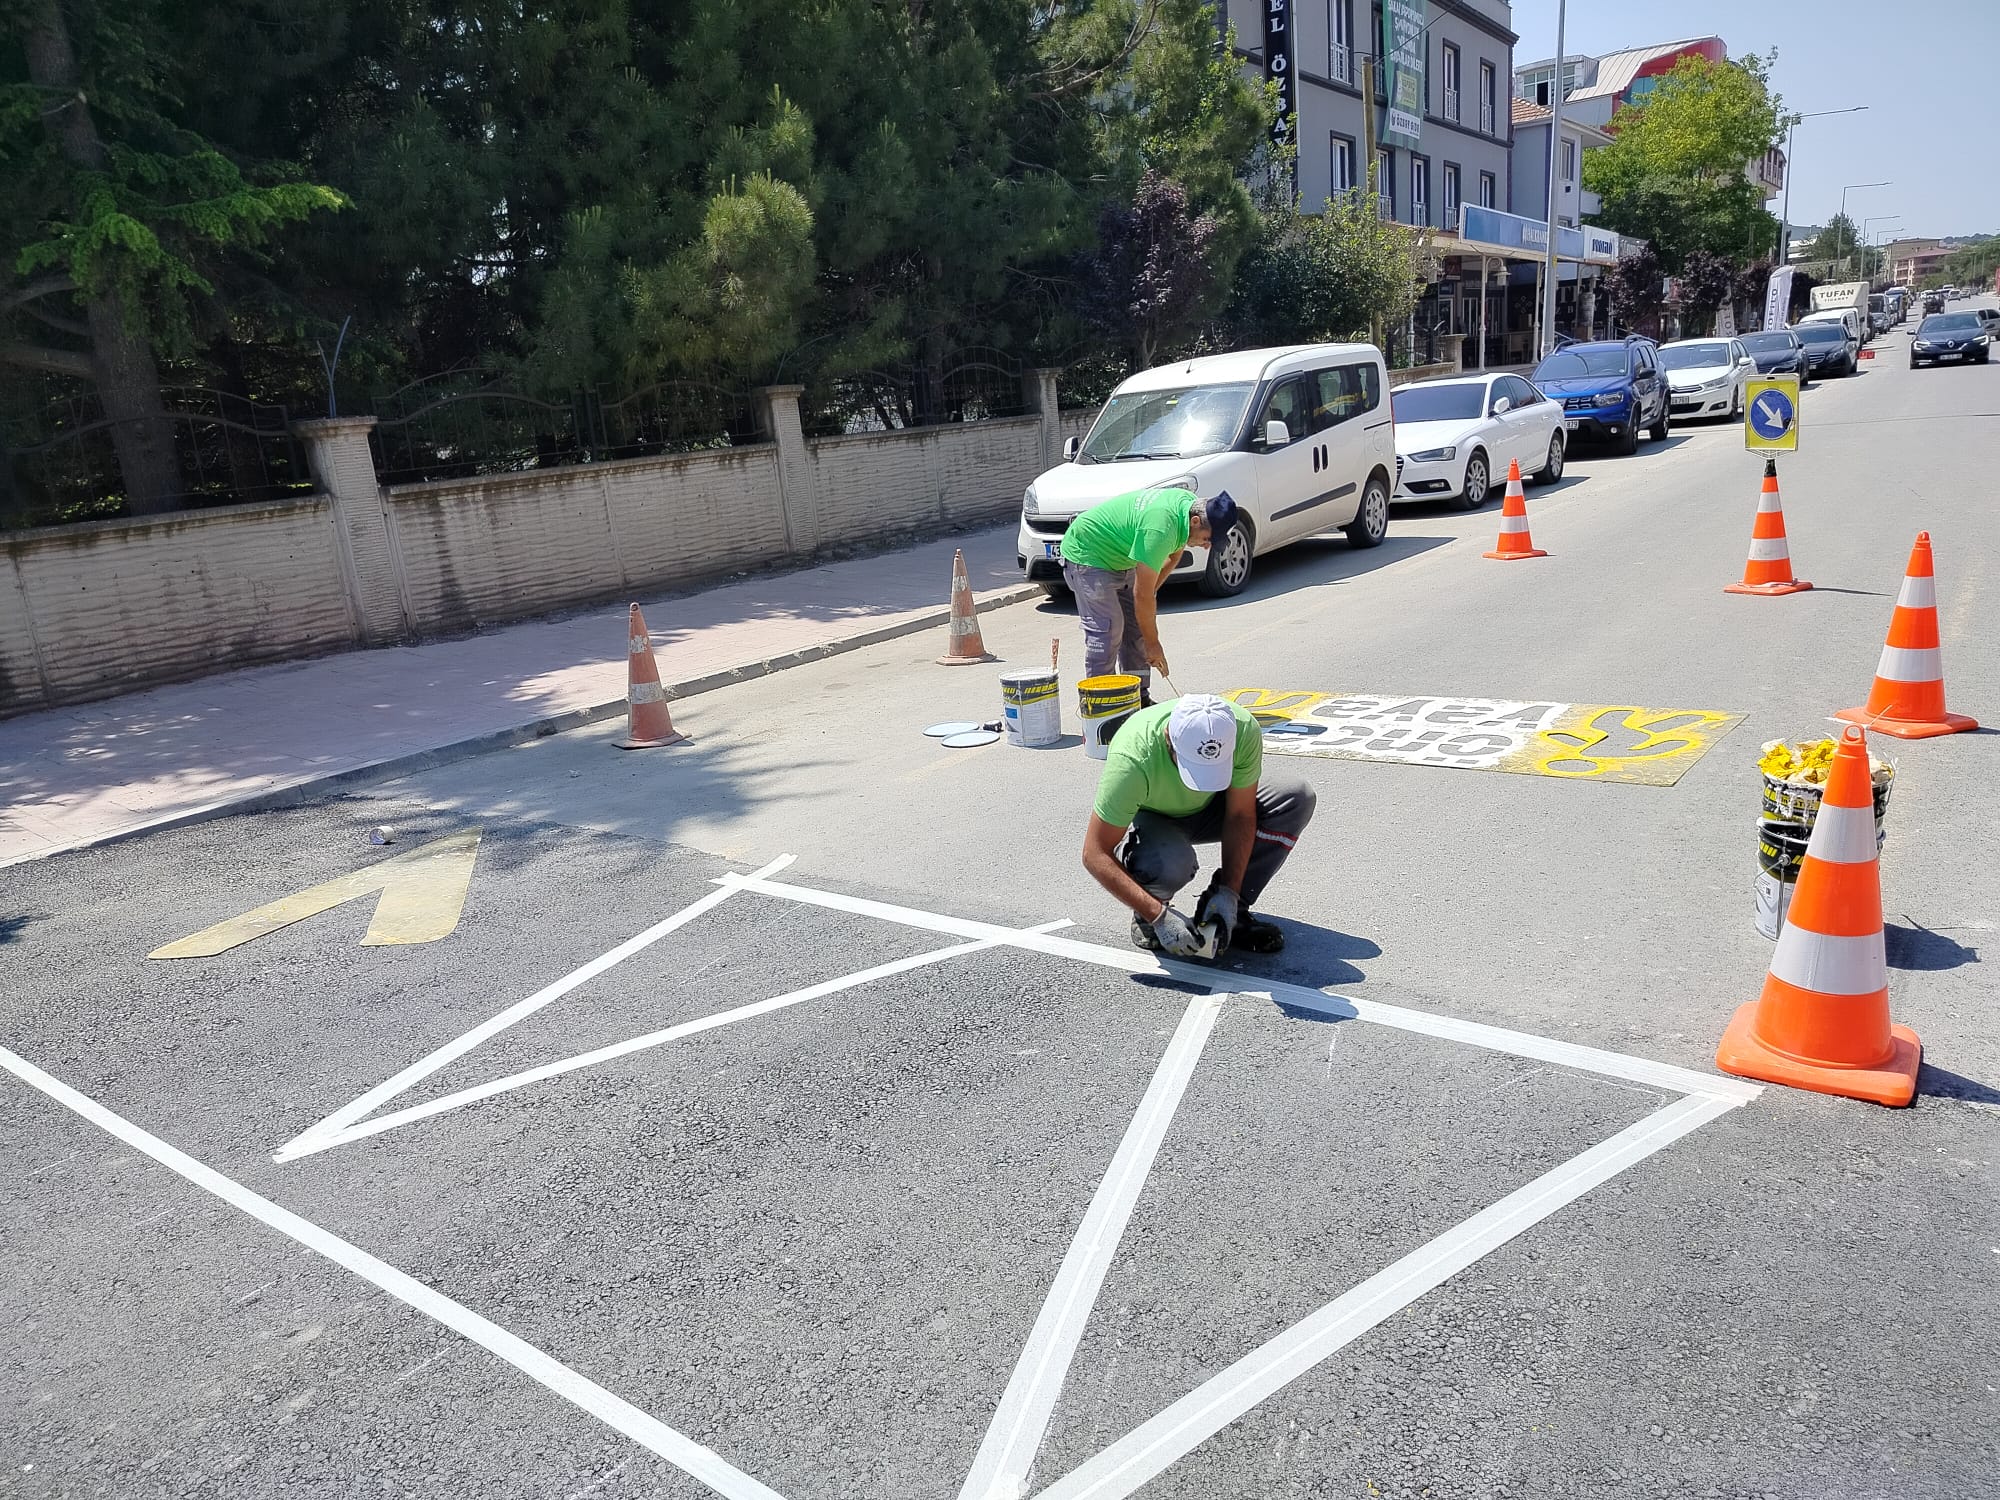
[1225,690,1742,786]
[149,830,483,959]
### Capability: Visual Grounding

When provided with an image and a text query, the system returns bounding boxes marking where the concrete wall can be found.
[2,499,351,714]
[2,370,1071,715]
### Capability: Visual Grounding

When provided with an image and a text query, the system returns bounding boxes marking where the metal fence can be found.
[365,374,763,487]
[2,389,313,531]
[799,350,1030,438]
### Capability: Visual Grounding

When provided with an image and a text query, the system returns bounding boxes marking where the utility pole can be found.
[1362,51,1381,350]
[1779,107,1867,266]
[1538,0,1569,359]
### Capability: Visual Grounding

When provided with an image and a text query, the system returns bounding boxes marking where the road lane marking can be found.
[1029,1091,1740,1500]
[273,854,794,1160]
[150,830,485,958]
[0,1045,790,1500]
[280,920,1073,1159]
[959,990,1227,1500]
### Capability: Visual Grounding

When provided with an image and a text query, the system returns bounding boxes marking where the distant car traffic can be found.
[1659,337,1756,420]
[1791,320,1859,378]
[1736,329,1809,382]
[1528,337,1670,455]
[1389,373,1565,509]
[1017,342,1396,598]
[1909,313,1991,367]
[1923,292,1945,315]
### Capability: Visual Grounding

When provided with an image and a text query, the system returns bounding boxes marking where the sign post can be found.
[1744,376,1800,453]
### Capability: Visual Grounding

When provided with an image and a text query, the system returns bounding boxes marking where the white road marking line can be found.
[716,871,1760,1105]
[281,921,1074,1159]
[274,855,795,1160]
[0,1045,790,1500]
[959,991,1226,1500]
[1031,1092,1741,1500]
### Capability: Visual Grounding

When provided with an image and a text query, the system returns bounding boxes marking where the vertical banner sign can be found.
[1763,265,1797,333]
[1381,0,1428,151]
[1264,0,1294,184]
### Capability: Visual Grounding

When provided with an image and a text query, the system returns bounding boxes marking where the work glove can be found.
[1194,878,1240,952]
[1148,904,1203,957]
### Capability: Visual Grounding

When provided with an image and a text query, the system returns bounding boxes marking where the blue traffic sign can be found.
[1744,377,1800,452]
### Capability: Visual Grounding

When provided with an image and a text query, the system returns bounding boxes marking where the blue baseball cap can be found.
[1202,491,1238,542]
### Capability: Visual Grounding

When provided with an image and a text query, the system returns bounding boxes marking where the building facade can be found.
[1887,241,1952,285]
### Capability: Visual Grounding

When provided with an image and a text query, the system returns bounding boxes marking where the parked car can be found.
[1975,307,2000,339]
[1659,337,1756,420]
[1798,308,1866,346]
[1791,319,1859,378]
[1389,373,1565,510]
[1528,337,1670,455]
[1017,343,1396,598]
[1736,329,1809,383]
[1909,312,1991,367]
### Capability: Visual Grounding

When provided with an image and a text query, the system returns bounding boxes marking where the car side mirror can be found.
[1063,435,1080,461]
[1492,396,1512,414]
[1264,418,1291,447]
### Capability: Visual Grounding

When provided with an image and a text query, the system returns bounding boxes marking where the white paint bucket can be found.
[1001,671,1062,747]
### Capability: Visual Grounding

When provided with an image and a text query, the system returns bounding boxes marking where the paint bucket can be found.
[1001,670,1062,748]
[1751,787,1890,940]
[1078,673,1143,761]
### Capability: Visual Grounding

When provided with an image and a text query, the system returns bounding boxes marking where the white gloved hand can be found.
[1149,905,1202,957]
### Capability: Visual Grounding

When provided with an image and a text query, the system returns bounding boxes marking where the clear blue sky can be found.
[1509,0,1998,241]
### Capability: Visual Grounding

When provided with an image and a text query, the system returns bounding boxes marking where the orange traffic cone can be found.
[1835,531,1977,739]
[1481,460,1547,560]
[937,549,995,665]
[1724,458,1811,595]
[1715,724,1920,1106]
[617,603,688,749]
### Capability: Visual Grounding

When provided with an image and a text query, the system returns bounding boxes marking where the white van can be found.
[1017,344,1396,598]
[1798,308,1866,346]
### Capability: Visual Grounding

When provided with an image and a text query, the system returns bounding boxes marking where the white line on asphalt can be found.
[273,854,795,1161]
[714,870,1761,1106]
[1029,1092,1741,1500]
[958,990,1227,1500]
[0,1044,790,1500]
[281,920,1074,1159]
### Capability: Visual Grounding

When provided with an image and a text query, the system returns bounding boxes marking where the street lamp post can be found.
[1538,0,1569,359]
[1837,182,1891,276]
[1862,214,1901,285]
[1780,107,1867,265]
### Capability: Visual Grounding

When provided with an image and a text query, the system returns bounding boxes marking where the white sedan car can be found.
[1390,372,1566,509]
[1660,336,1756,420]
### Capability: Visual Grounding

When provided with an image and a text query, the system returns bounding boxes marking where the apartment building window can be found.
[1442,43,1461,122]
[1411,155,1430,226]
[1331,134,1356,197]
[1479,61,1496,134]
[1377,148,1394,220]
[1479,170,1496,209]
[1443,163,1461,229]
[1560,138,1577,186]
[1328,0,1352,84]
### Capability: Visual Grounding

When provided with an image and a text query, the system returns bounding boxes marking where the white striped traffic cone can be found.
[937,549,995,665]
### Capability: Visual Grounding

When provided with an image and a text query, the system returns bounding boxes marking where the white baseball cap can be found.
[1167,694,1238,793]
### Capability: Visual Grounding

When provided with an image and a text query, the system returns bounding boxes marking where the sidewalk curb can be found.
[1,585,1045,869]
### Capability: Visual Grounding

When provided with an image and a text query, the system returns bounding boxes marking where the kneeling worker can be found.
[1060,488,1236,704]
[1081,693,1316,957]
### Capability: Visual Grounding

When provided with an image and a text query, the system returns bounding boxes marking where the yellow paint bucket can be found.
[1078,673,1143,760]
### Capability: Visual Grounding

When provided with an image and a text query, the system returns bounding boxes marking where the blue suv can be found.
[1530,337,1670,455]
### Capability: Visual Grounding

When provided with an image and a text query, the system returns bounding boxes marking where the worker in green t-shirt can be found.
[1060,488,1238,703]
[1081,693,1316,957]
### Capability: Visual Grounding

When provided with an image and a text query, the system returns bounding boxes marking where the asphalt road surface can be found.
[5,308,1997,1500]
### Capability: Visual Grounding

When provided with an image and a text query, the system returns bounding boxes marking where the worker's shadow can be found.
[1131,921,1378,998]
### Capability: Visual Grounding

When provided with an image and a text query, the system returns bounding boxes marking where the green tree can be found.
[1,0,345,511]
[1229,187,1431,350]
[1676,249,1733,335]
[1582,52,1783,272]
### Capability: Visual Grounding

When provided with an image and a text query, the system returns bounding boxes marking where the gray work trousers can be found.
[1120,776,1317,908]
[1063,561,1151,695]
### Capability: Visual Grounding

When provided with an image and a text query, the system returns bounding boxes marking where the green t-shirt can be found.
[1092,702,1263,826]
[1061,487,1194,574]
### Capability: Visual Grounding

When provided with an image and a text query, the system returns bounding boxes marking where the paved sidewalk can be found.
[0,526,1038,866]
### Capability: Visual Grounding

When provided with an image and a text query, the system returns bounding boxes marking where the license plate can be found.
[1564,418,1580,431]
[1941,352,1961,361]
[1043,541,1062,559]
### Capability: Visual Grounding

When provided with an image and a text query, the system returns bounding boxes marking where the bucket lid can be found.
[941,729,1000,748]
[924,721,981,737]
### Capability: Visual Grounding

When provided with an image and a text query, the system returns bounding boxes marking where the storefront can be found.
[1444,207,1621,367]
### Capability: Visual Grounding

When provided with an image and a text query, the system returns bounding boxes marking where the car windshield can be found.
[1739,332,1795,353]
[1659,342,1732,370]
[1533,348,1631,379]
[1391,383,1486,422]
[1794,324,1846,344]
[1920,314,1982,335]
[1077,382,1255,462]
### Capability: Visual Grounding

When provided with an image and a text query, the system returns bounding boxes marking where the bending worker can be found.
[1060,487,1236,704]
[1082,693,1316,957]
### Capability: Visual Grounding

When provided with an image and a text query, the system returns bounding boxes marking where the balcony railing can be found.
[1330,43,1351,83]
[1377,193,1393,221]
[1412,198,1429,226]
[1480,102,1495,134]
[1444,88,1460,121]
